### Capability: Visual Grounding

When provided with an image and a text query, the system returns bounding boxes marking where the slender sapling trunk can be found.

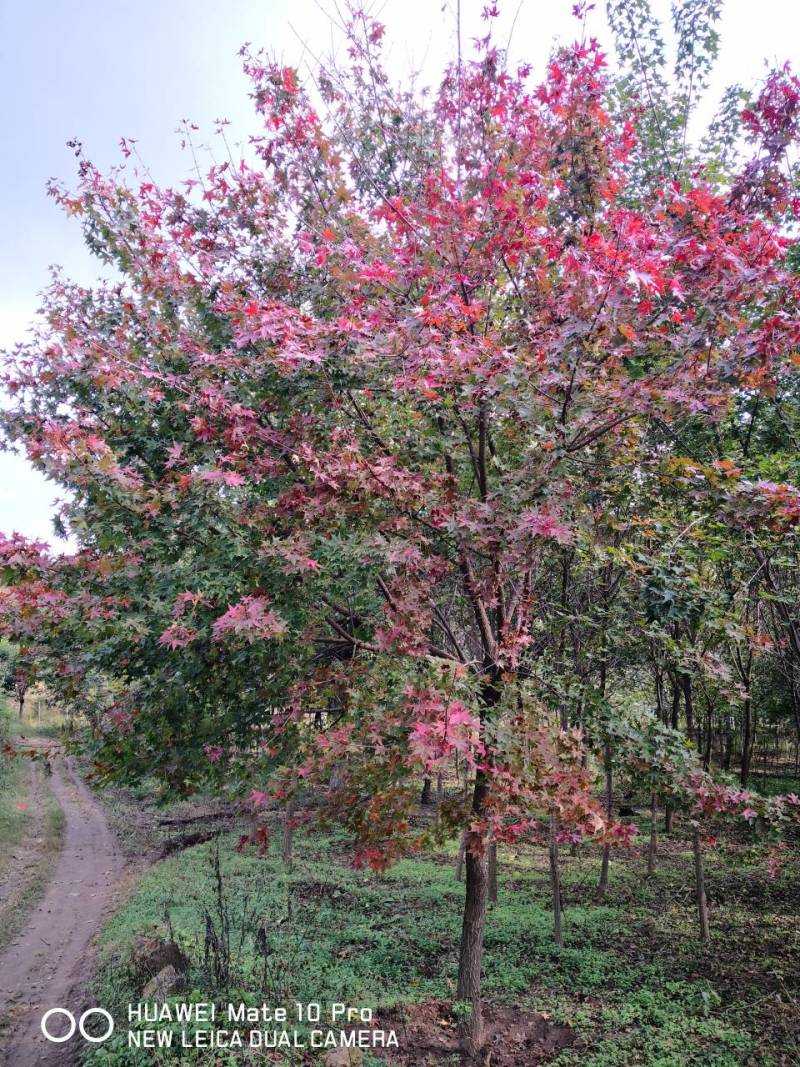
[646,791,657,876]
[692,826,710,942]
[549,810,563,947]
[598,741,612,896]
[456,830,466,882]
[282,798,294,871]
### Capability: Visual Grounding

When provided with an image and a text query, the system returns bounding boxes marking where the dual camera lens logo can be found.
[40,1007,115,1044]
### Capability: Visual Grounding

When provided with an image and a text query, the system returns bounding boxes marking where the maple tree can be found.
[3,2,800,1053]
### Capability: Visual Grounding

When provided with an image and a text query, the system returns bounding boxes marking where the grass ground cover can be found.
[84,792,800,1067]
[0,702,65,954]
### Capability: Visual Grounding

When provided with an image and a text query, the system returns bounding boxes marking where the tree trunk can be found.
[456,666,502,1058]
[670,674,680,730]
[654,663,665,720]
[681,672,695,741]
[665,804,673,834]
[549,811,563,947]
[281,798,294,870]
[702,703,713,771]
[457,770,488,1058]
[420,776,433,806]
[740,699,754,786]
[598,847,611,894]
[692,826,710,942]
[722,719,733,771]
[329,764,344,791]
[488,842,497,904]
[598,741,613,896]
[647,791,657,876]
[455,831,466,882]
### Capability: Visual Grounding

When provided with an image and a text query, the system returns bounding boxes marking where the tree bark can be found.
[281,798,294,870]
[722,718,733,771]
[454,644,499,1057]
[598,741,613,896]
[740,698,754,786]
[681,672,695,745]
[702,701,713,771]
[16,674,26,721]
[420,776,433,806]
[692,826,710,942]
[455,830,466,882]
[488,842,498,904]
[646,791,657,876]
[654,661,665,720]
[549,811,563,947]
[670,674,680,730]
[457,771,488,1058]
[329,764,344,791]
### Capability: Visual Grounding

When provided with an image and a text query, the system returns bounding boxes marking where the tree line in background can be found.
[2,1,800,1055]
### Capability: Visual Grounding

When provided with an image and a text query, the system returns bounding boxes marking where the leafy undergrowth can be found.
[84,812,799,1067]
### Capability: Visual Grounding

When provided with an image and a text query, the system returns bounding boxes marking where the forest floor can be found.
[76,773,800,1067]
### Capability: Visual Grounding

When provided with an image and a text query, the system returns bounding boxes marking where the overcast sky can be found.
[1,0,797,548]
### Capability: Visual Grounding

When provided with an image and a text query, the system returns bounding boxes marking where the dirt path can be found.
[0,745,121,1066]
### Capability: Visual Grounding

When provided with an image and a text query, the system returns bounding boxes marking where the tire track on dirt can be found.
[0,747,121,1066]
